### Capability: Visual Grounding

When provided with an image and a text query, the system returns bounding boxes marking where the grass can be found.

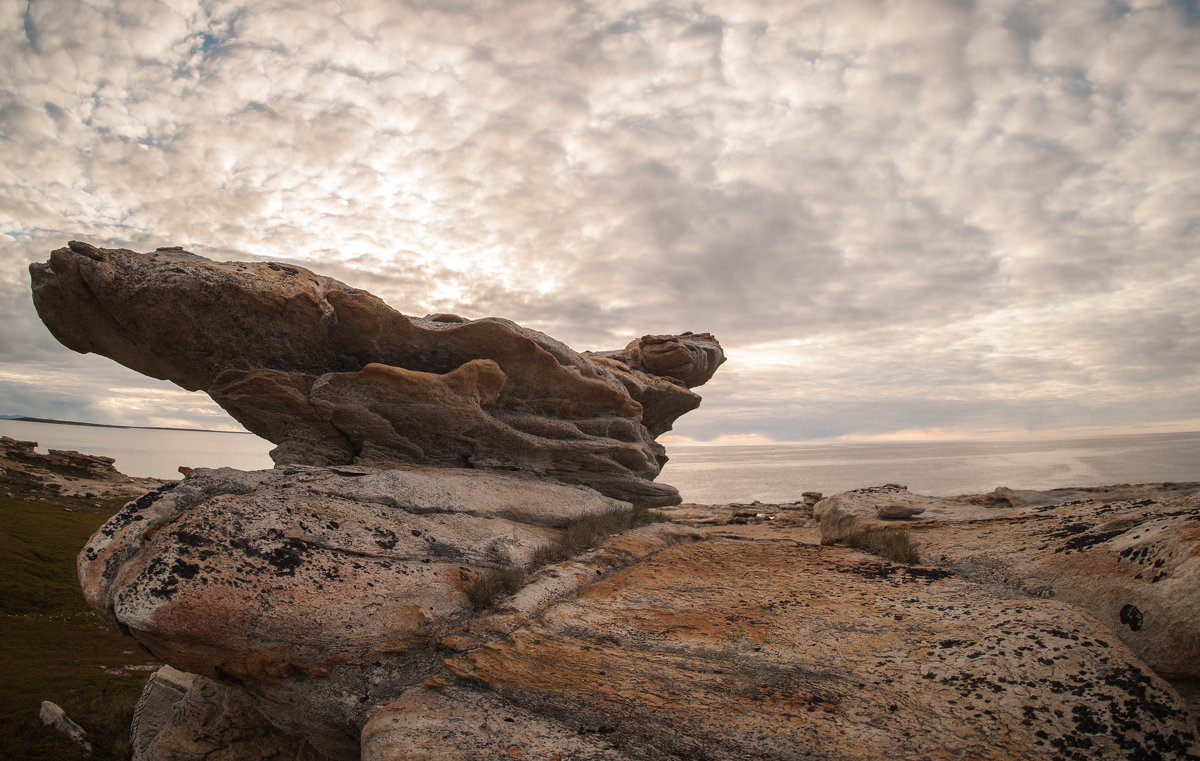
[0,483,155,761]
[844,528,921,564]
[466,505,665,610]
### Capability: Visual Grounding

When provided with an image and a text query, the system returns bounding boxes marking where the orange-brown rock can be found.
[30,241,725,506]
[97,472,1200,759]
[369,538,1200,760]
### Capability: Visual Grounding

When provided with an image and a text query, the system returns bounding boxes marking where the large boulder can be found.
[29,241,724,506]
[80,464,701,757]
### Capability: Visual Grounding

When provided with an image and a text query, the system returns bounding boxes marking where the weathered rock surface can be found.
[30,242,724,506]
[80,464,700,757]
[384,539,1200,760]
[816,483,1200,681]
[91,473,1200,759]
[133,667,327,761]
[0,434,163,499]
[39,700,92,755]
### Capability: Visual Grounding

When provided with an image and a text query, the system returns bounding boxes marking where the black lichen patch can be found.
[1119,604,1144,632]
[1053,527,1128,554]
[148,556,201,599]
[99,481,180,538]
[263,539,310,576]
[172,530,209,548]
[838,561,954,583]
[372,528,399,550]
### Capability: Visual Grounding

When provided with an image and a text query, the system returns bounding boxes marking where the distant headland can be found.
[0,415,251,435]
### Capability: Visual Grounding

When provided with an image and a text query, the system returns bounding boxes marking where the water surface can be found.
[3,419,1196,504]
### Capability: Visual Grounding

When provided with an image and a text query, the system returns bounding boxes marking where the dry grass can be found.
[845,528,921,564]
[466,505,665,610]
[464,566,528,610]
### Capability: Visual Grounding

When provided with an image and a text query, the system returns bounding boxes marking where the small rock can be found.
[40,701,92,755]
[877,504,926,520]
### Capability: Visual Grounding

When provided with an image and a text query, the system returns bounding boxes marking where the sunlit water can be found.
[3,419,1197,504]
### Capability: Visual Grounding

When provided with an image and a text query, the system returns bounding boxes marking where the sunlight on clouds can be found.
[1,0,1198,440]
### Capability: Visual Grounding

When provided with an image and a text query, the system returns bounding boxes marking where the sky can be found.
[1,0,1198,444]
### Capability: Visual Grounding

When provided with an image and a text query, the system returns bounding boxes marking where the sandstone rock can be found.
[131,666,195,761]
[76,466,1200,759]
[30,242,724,506]
[135,670,329,761]
[79,464,700,757]
[39,700,91,755]
[0,435,162,499]
[911,483,1200,680]
[876,503,926,520]
[421,539,1200,760]
[814,484,973,543]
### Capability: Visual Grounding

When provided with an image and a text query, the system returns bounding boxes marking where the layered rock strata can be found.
[30,241,724,506]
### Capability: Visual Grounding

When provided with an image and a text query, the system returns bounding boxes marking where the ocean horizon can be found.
[2,418,1197,505]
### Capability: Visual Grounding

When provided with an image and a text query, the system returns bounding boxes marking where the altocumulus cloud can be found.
[1,0,1198,440]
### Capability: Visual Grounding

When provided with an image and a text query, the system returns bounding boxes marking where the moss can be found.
[845,528,921,564]
[0,484,154,761]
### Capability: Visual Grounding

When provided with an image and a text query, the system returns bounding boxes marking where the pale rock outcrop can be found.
[30,242,725,506]
[818,482,1200,680]
[80,463,700,757]
[877,503,925,520]
[814,483,972,543]
[39,701,91,755]
[86,470,1200,759]
[368,539,1200,760]
[133,668,327,761]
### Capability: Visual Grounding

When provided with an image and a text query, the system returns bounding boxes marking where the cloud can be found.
[1,0,1198,441]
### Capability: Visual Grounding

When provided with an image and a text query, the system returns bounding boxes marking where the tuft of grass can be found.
[467,505,666,610]
[532,505,665,567]
[845,528,921,564]
[465,566,528,611]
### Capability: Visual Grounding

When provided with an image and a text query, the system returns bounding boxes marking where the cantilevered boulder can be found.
[29,241,724,506]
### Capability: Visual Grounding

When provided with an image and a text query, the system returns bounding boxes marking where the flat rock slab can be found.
[407,539,1200,760]
[914,487,1200,679]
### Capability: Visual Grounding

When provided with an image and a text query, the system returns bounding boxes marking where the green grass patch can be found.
[0,484,156,760]
[467,505,666,610]
[845,528,921,564]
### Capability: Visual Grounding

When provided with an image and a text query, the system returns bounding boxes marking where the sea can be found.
[2,418,1198,505]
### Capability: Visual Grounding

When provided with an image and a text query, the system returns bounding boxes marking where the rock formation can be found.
[815,482,1200,681]
[77,466,1196,760]
[0,435,162,499]
[26,241,1200,759]
[30,241,725,506]
[80,463,703,758]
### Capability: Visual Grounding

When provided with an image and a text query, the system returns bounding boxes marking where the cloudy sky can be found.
[2,0,1198,444]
